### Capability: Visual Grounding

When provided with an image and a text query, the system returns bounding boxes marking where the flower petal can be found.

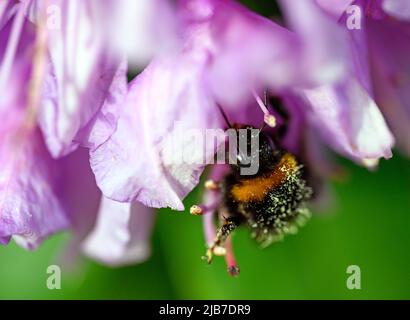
[279,0,349,86]
[75,60,128,150]
[96,0,178,66]
[0,7,68,248]
[367,19,410,155]
[0,130,70,249]
[91,56,220,210]
[58,147,101,241]
[314,0,353,17]
[0,236,11,245]
[37,0,125,157]
[198,0,299,107]
[82,197,155,267]
[302,78,394,163]
[382,0,410,20]
[0,0,17,29]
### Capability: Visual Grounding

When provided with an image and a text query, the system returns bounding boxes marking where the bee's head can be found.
[230,125,283,176]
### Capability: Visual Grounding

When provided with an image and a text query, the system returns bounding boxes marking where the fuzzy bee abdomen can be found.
[224,153,313,247]
[230,153,298,203]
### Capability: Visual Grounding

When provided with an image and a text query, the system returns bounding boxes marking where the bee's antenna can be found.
[217,103,232,129]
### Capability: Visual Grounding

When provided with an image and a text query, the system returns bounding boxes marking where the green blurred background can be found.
[1,154,410,299]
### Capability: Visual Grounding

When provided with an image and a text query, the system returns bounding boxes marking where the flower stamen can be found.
[213,246,226,256]
[362,158,379,169]
[204,179,220,191]
[190,204,205,215]
[190,198,220,216]
[253,90,276,128]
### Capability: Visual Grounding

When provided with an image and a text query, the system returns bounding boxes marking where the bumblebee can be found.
[191,99,313,276]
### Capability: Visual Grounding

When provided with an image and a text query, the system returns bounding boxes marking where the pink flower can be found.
[0,1,69,248]
[1,0,407,270]
[92,0,395,214]
[315,0,410,155]
[90,0,304,210]
[0,1,154,265]
[279,0,394,166]
[87,0,398,271]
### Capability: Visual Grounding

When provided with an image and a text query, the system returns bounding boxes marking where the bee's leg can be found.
[225,235,240,276]
[205,217,238,264]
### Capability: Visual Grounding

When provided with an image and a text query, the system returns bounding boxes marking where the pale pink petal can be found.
[75,60,128,150]
[82,197,155,267]
[0,0,17,29]
[95,0,179,66]
[57,147,101,241]
[382,0,410,20]
[0,7,68,248]
[302,78,394,163]
[315,0,354,17]
[39,57,124,158]
[91,55,220,210]
[0,236,11,245]
[200,0,299,107]
[367,19,410,155]
[279,0,349,86]
[0,130,69,249]
[36,0,125,157]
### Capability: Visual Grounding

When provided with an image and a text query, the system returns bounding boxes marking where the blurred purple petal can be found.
[0,130,69,249]
[39,57,124,158]
[201,0,299,107]
[367,19,410,155]
[0,5,69,248]
[315,0,353,17]
[0,0,17,29]
[96,0,179,66]
[0,5,102,249]
[279,0,349,86]
[82,198,155,267]
[382,0,410,20]
[58,147,101,242]
[302,78,394,163]
[91,57,220,210]
[36,0,126,157]
[75,61,128,150]
[280,95,307,155]
[280,0,395,164]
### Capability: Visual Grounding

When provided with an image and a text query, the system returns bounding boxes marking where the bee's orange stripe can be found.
[231,153,297,203]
